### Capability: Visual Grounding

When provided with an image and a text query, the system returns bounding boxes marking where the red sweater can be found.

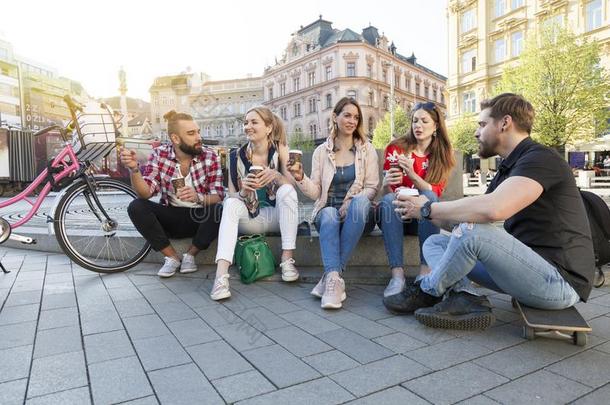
[383,144,445,197]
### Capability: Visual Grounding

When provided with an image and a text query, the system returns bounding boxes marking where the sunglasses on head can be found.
[414,101,436,110]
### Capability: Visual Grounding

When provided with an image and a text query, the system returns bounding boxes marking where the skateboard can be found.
[512,298,591,346]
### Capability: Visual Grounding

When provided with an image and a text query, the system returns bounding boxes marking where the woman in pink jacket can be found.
[288,97,379,309]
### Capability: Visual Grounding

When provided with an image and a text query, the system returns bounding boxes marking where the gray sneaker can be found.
[179,253,198,274]
[311,274,326,298]
[384,276,406,297]
[321,276,346,309]
[158,256,180,278]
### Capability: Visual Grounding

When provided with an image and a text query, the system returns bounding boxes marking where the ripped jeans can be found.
[419,223,580,310]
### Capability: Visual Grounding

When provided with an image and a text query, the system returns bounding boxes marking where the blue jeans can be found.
[420,223,580,310]
[378,190,440,267]
[314,195,375,273]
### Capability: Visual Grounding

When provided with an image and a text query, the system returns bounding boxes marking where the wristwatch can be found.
[420,200,434,220]
[128,164,140,174]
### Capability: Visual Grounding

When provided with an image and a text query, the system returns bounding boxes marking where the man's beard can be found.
[179,142,202,156]
[478,140,496,159]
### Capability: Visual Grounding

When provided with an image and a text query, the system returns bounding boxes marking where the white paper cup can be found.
[396,187,419,197]
[249,165,264,175]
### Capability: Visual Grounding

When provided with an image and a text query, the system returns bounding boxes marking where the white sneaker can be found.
[384,276,406,297]
[158,256,180,278]
[279,258,299,282]
[180,253,198,274]
[321,275,346,309]
[210,274,231,301]
[311,274,326,298]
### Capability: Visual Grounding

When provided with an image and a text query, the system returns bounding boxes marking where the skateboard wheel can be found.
[574,332,587,346]
[523,326,535,340]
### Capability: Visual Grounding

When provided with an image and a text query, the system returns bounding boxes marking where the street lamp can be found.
[388,42,397,139]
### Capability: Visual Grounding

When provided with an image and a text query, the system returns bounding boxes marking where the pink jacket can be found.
[296,135,380,221]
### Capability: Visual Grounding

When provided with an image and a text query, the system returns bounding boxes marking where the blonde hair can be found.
[246,106,287,146]
[330,97,366,143]
[163,110,193,136]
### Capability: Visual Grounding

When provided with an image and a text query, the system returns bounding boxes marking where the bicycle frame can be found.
[0,142,81,229]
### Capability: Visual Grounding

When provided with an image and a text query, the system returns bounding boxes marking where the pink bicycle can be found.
[0,95,151,273]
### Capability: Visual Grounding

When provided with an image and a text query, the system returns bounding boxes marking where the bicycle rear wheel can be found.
[54,178,151,273]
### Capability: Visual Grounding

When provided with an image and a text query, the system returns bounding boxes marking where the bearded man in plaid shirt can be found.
[120,110,224,277]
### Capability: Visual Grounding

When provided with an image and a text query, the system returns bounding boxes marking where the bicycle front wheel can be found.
[54,178,151,273]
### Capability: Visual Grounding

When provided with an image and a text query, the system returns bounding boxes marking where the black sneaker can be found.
[382,280,442,314]
[414,290,495,330]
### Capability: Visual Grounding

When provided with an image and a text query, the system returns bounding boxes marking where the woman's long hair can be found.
[390,102,455,184]
[330,97,367,143]
[245,106,287,147]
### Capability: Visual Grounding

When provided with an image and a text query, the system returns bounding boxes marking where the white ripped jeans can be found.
[215,184,299,264]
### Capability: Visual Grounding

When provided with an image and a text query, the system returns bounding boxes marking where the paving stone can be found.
[0,321,37,350]
[187,340,252,380]
[372,332,428,354]
[590,293,610,307]
[236,377,354,405]
[546,349,610,388]
[84,330,135,364]
[0,378,27,405]
[107,287,143,302]
[0,303,39,325]
[525,333,606,357]
[132,334,191,371]
[113,298,155,318]
[240,306,291,331]
[327,312,394,339]
[214,321,275,351]
[404,338,492,371]
[44,273,73,284]
[0,345,32,383]
[571,382,610,404]
[378,316,457,345]
[16,271,45,281]
[266,325,332,357]
[151,301,198,323]
[316,328,394,364]
[4,291,41,307]
[34,326,82,359]
[594,340,610,354]
[139,286,181,304]
[455,394,501,404]
[88,356,153,405]
[80,309,124,336]
[42,283,74,295]
[347,303,393,321]
[37,307,79,330]
[403,362,509,405]
[40,292,76,310]
[28,351,87,398]
[119,396,159,405]
[346,386,429,405]
[486,370,590,404]
[252,295,302,314]
[100,274,132,289]
[212,369,276,403]
[193,305,243,327]
[242,344,320,388]
[167,317,220,347]
[123,314,170,340]
[453,323,524,351]
[473,342,561,379]
[148,363,223,405]
[302,350,360,375]
[589,315,610,339]
[12,279,44,292]
[280,310,342,335]
[575,301,610,320]
[330,355,430,397]
[26,387,91,405]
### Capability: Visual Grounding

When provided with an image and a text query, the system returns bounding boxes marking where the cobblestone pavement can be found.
[1,247,610,405]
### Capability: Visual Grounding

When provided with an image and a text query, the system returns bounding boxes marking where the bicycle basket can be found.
[72,101,117,161]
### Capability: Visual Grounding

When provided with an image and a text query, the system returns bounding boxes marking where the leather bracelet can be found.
[129,165,140,174]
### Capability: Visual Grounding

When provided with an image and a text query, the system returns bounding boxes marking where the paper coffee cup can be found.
[171,177,185,191]
[396,187,419,197]
[249,165,264,176]
[289,150,303,163]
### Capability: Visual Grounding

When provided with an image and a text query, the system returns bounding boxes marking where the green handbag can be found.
[234,234,276,284]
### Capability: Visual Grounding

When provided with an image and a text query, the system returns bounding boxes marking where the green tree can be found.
[449,113,479,156]
[289,130,315,152]
[372,105,410,149]
[496,26,610,150]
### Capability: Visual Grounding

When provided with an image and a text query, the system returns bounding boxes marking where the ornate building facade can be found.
[263,17,447,142]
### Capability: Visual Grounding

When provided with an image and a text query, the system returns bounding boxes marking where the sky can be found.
[0,0,448,101]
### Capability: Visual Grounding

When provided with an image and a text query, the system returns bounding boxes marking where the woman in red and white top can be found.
[378,102,455,298]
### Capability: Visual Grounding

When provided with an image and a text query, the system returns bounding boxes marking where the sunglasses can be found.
[414,101,436,110]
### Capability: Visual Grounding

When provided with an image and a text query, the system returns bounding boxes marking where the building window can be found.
[433,89,437,101]
[415,82,420,96]
[205,125,210,137]
[293,77,300,92]
[425,86,430,99]
[309,123,318,137]
[293,102,301,117]
[325,65,332,80]
[511,0,523,9]
[346,62,356,77]
[495,0,506,18]
[586,0,602,31]
[405,77,411,91]
[368,117,374,136]
[228,123,234,135]
[463,91,477,113]
[308,72,316,87]
[280,106,287,120]
[368,91,374,106]
[382,69,387,83]
[461,9,476,33]
[383,96,390,110]
[394,74,399,89]
[308,98,317,113]
[494,38,506,63]
[441,92,445,104]
[268,87,273,101]
[461,49,476,73]
[280,82,286,97]
[294,125,302,135]
[366,64,372,78]
[511,31,523,57]
[326,93,332,109]
[347,90,357,101]
[215,124,222,136]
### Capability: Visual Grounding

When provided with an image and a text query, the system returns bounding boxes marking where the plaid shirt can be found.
[142,143,225,206]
